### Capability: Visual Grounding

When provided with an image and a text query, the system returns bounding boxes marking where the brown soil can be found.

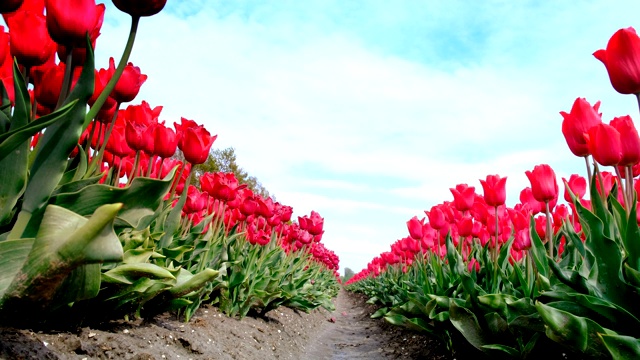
[0,290,457,360]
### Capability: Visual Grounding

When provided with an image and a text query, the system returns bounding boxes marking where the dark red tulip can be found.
[0,26,8,68]
[6,8,55,67]
[45,0,104,47]
[200,172,242,202]
[112,0,166,17]
[153,123,178,158]
[594,27,640,95]
[179,125,216,165]
[110,57,147,103]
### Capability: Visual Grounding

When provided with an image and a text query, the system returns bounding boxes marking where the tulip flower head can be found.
[480,174,507,207]
[594,27,640,95]
[525,164,559,204]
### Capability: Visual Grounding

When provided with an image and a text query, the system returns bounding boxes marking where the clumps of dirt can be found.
[0,290,485,360]
[0,303,333,360]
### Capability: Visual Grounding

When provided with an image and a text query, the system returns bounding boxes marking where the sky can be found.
[94,1,640,274]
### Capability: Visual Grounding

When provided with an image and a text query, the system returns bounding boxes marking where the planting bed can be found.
[0,290,460,360]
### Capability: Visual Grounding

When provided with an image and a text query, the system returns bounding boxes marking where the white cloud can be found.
[95,2,640,273]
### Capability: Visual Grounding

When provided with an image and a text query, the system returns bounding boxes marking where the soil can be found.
[0,290,465,360]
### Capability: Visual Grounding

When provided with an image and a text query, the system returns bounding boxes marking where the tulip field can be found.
[0,0,340,332]
[5,1,640,359]
[345,28,640,359]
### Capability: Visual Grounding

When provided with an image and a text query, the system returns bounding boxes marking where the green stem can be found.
[545,201,553,258]
[85,103,121,178]
[56,51,74,110]
[626,166,634,215]
[584,156,592,189]
[84,16,140,129]
[167,161,187,203]
[126,150,141,186]
[146,154,156,177]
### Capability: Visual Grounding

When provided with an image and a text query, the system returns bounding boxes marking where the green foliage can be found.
[189,147,270,198]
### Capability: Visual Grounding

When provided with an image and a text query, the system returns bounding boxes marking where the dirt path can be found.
[303,290,449,359]
[0,289,452,359]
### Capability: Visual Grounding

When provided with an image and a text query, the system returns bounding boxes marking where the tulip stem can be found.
[626,166,634,215]
[56,51,74,110]
[84,16,140,129]
[86,103,121,178]
[545,201,553,258]
[614,165,627,207]
[584,156,592,189]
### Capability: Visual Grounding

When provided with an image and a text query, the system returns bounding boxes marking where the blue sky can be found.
[95,1,640,273]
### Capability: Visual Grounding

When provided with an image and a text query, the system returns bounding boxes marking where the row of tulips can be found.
[0,0,340,326]
[346,27,640,359]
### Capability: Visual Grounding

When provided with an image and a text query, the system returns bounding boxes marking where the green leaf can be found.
[14,39,95,239]
[168,268,219,298]
[1,203,123,308]
[0,238,34,297]
[535,300,611,357]
[624,201,640,270]
[0,61,33,226]
[370,307,388,319]
[0,101,77,163]
[102,263,176,285]
[449,301,490,351]
[52,171,174,229]
[529,216,549,278]
[600,333,640,360]
[481,344,520,357]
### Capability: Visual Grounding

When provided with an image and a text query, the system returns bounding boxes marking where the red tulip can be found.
[457,215,473,238]
[479,174,507,207]
[201,172,243,202]
[179,125,216,165]
[0,26,8,68]
[525,164,558,204]
[153,123,178,158]
[585,123,622,166]
[299,211,324,236]
[512,229,531,251]
[609,115,640,166]
[112,0,166,17]
[425,205,446,230]
[563,174,587,202]
[55,5,103,66]
[406,216,424,240]
[6,8,55,67]
[45,0,104,47]
[467,258,480,273]
[110,57,147,103]
[519,187,543,215]
[183,185,207,215]
[123,101,161,151]
[594,27,640,95]
[560,98,602,157]
[450,184,475,212]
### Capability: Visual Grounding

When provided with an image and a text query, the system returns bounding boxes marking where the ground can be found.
[0,290,472,360]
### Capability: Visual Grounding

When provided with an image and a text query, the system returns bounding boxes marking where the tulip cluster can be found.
[345,25,640,360]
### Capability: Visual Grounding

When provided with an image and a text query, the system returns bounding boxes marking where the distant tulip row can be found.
[0,0,339,325]
[346,27,640,359]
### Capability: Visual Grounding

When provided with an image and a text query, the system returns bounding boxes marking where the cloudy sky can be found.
[95,1,640,273]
